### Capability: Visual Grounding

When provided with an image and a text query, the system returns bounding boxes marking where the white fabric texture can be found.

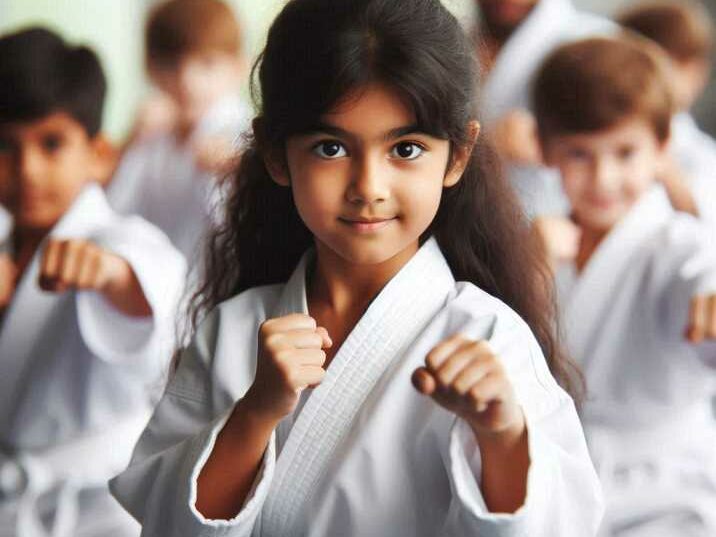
[111,238,603,537]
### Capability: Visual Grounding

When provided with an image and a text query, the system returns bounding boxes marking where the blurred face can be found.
[668,57,710,111]
[0,112,103,232]
[149,50,243,128]
[268,84,471,267]
[542,117,667,233]
[476,0,539,39]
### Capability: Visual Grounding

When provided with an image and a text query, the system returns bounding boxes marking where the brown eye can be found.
[41,133,63,153]
[618,145,635,160]
[391,142,424,160]
[312,141,346,159]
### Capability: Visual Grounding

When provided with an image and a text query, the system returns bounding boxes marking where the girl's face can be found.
[270,84,470,267]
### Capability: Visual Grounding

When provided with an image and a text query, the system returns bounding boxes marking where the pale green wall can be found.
[0,0,474,141]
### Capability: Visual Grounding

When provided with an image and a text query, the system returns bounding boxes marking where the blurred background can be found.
[1,0,714,142]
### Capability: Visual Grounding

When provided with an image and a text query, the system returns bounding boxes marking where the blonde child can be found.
[108,0,251,262]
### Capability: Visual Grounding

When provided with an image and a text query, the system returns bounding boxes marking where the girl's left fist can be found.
[412,335,524,437]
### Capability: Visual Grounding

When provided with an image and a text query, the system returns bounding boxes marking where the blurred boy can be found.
[620,0,716,221]
[0,28,185,536]
[533,36,716,536]
[108,0,251,267]
[472,0,616,217]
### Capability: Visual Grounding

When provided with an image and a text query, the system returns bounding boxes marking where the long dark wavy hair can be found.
[191,0,583,400]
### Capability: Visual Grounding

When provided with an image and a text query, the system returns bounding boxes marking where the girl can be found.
[110,0,603,535]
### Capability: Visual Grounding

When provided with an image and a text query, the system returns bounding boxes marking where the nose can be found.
[592,155,619,192]
[347,153,390,205]
[17,146,44,184]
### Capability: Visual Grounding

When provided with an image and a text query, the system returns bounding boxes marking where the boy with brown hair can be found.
[108,0,251,264]
[532,36,716,536]
[0,27,185,536]
[619,0,716,222]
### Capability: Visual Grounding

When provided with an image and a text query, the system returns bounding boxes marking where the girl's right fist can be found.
[244,314,332,422]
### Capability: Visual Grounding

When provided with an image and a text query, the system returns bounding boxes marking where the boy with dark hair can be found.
[0,27,185,536]
[533,36,716,536]
[108,0,251,266]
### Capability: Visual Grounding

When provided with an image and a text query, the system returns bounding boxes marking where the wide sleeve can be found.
[659,216,716,369]
[75,215,186,373]
[109,309,276,537]
[439,317,604,537]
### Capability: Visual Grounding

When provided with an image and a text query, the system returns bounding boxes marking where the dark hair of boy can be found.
[619,1,713,63]
[190,0,584,400]
[533,36,674,143]
[145,0,242,69]
[0,27,106,137]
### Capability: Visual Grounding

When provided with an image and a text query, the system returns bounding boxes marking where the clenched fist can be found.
[412,335,524,438]
[243,313,332,423]
[39,238,151,317]
[491,109,541,166]
[532,216,581,270]
[686,294,716,343]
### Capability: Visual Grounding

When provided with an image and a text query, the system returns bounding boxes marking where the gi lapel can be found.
[260,238,455,535]
[560,186,671,372]
[0,184,112,433]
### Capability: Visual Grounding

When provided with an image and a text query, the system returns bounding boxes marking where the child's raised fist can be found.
[412,335,525,439]
[686,294,716,343]
[39,238,151,317]
[244,313,332,423]
[491,109,541,166]
[533,216,581,270]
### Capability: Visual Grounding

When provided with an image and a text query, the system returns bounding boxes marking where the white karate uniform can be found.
[554,186,716,536]
[110,237,603,537]
[0,183,186,537]
[476,0,615,219]
[671,113,716,223]
[107,95,251,264]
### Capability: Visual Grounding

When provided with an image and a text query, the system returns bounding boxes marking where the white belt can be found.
[0,410,150,537]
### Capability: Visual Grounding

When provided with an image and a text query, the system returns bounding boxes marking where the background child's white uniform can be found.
[0,183,186,537]
[554,186,716,536]
[477,0,615,219]
[107,95,251,263]
[110,238,603,537]
[671,113,716,223]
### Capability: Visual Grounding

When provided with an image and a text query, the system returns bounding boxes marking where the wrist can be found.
[235,389,284,432]
[469,409,526,451]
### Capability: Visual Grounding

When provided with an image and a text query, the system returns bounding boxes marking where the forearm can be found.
[102,269,152,317]
[472,414,529,514]
[195,397,278,520]
[661,169,699,217]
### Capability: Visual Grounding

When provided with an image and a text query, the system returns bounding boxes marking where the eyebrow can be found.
[302,122,426,142]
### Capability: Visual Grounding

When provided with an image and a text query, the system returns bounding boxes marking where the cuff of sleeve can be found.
[77,290,155,364]
[187,408,276,531]
[448,416,554,535]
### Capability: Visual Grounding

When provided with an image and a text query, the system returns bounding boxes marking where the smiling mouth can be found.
[338,216,397,232]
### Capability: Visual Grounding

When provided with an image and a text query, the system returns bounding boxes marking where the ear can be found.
[88,134,119,187]
[444,121,480,187]
[254,118,290,187]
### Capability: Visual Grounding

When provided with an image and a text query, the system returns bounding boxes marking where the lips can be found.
[338,216,397,233]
